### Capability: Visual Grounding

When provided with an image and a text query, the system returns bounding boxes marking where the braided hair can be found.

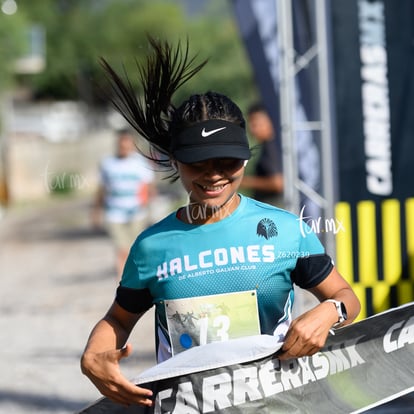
[101,36,246,179]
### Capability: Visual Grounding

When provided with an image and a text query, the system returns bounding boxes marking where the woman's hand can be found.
[277,266,360,360]
[277,302,337,360]
[81,343,153,407]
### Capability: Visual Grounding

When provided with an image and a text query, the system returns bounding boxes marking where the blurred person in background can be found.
[92,128,156,278]
[241,103,284,207]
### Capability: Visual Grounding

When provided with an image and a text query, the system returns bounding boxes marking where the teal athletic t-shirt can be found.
[117,194,333,361]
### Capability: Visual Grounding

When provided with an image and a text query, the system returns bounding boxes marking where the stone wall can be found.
[0,101,128,204]
[7,129,115,202]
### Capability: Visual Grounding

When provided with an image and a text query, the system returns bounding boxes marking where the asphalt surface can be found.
[0,195,156,414]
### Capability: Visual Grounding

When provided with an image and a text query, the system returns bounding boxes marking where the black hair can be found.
[247,102,268,116]
[116,128,134,137]
[100,36,246,179]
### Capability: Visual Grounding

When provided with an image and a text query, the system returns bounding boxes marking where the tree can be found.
[11,0,257,109]
[0,10,26,91]
[0,9,28,207]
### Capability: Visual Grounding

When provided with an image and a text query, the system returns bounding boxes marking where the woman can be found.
[80,37,360,408]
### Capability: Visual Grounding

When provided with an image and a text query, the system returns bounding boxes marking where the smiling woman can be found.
[80,36,360,409]
[176,157,245,224]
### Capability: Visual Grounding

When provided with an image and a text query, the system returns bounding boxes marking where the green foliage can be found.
[0,11,26,91]
[181,12,259,111]
[5,0,258,111]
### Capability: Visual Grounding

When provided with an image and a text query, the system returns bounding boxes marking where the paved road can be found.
[0,196,156,414]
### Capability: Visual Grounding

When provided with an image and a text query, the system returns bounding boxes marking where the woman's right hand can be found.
[81,343,153,407]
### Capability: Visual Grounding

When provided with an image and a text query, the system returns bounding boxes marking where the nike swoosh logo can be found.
[201,127,227,137]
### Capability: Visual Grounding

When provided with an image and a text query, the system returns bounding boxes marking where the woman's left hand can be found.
[277,301,337,360]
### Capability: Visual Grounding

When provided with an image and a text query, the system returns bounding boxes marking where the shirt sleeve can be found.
[256,139,283,176]
[290,219,333,288]
[115,243,154,313]
[142,164,155,183]
[136,155,155,183]
[115,285,153,314]
[99,160,108,186]
[291,253,333,288]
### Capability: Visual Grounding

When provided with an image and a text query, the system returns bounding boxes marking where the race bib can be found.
[165,290,261,356]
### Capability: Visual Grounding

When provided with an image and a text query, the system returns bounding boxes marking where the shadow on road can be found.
[0,390,90,413]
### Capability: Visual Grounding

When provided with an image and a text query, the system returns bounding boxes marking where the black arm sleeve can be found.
[290,253,334,289]
[115,285,154,314]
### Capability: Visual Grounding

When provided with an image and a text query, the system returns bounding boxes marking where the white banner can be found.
[79,302,414,413]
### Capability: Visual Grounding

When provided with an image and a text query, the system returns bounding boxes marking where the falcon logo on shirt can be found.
[257,218,278,240]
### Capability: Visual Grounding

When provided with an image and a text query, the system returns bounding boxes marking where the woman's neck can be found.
[178,193,240,225]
